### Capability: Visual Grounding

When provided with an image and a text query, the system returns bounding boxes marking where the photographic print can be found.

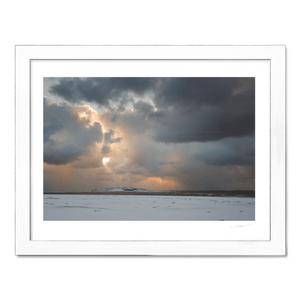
[43,77,255,221]
[16,45,285,255]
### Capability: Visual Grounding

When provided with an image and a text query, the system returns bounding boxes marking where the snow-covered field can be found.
[44,194,255,221]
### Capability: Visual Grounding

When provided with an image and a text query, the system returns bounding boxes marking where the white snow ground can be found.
[44,194,255,221]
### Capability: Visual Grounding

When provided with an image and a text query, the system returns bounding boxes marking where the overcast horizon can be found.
[44,77,255,192]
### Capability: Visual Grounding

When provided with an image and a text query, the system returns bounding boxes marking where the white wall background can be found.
[1,1,298,299]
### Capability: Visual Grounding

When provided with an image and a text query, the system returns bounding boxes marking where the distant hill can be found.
[91,187,156,193]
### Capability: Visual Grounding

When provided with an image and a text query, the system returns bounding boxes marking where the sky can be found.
[43,77,255,192]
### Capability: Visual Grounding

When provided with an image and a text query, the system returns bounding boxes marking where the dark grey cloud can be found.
[48,77,254,143]
[101,109,150,136]
[152,77,255,143]
[44,139,85,165]
[133,101,166,121]
[44,98,103,165]
[48,77,158,109]
[96,78,255,170]
[155,78,254,110]
[44,114,64,143]
[101,144,111,154]
[104,130,122,144]
[45,77,255,186]
[152,105,254,143]
[191,137,255,167]
[159,160,174,166]
[100,129,122,155]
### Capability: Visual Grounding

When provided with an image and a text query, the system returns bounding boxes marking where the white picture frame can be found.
[15,45,286,255]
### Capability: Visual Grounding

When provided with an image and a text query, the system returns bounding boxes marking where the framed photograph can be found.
[15,45,286,255]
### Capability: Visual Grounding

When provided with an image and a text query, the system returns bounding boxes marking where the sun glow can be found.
[78,112,87,119]
[144,177,177,190]
[103,157,110,165]
[102,125,108,133]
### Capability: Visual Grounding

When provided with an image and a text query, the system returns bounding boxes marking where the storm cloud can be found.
[49,77,158,109]
[49,77,254,144]
[44,77,255,191]
[151,77,255,143]
[104,130,122,144]
[44,98,103,165]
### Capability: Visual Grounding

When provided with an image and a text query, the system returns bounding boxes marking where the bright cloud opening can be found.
[103,157,110,165]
